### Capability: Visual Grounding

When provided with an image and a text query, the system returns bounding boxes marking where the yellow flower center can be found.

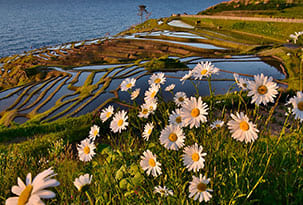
[117,119,124,127]
[149,158,156,167]
[243,83,247,88]
[148,129,152,135]
[216,124,221,128]
[18,184,33,205]
[168,133,178,142]
[160,190,166,194]
[126,83,132,88]
[178,97,184,102]
[93,129,98,136]
[200,69,207,75]
[154,78,161,84]
[197,182,207,192]
[191,108,200,117]
[176,116,182,124]
[257,85,268,95]
[106,112,112,118]
[151,91,156,98]
[298,101,303,111]
[239,121,249,131]
[84,146,90,154]
[142,109,149,115]
[192,153,200,162]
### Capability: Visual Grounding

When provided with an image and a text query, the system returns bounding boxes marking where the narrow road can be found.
[180,14,303,24]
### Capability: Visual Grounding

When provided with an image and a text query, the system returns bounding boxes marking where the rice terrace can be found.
[1,0,303,204]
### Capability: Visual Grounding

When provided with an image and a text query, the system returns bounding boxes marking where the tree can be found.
[138,5,151,22]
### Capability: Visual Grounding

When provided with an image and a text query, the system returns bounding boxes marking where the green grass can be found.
[181,17,303,43]
[0,113,93,143]
[199,1,303,19]
[144,56,188,71]
[1,79,303,204]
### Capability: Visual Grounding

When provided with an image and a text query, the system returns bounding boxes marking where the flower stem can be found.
[85,191,94,205]
[246,114,289,200]
[208,77,214,119]
[190,80,199,97]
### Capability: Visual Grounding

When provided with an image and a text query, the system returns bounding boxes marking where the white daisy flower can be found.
[148,72,166,87]
[144,84,159,103]
[188,174,213,203]
[100,105,114,123]
[120,78,136,91]
[174,92,188,107]
[165,84,175,91]
[74,174,92,192]
[182,143,207,172]
[138,103,152,119]
[6,168,60,205]
[290,33,299,44]
[159,124,185,150]
[147,98,158,112]
[287,91,303,121]
[140,150,162,177]
[290,31,303,44]
[154,185,173,196]
[247,73,279,106]
[131,88,140,100]
[89,125,99,140]
[110,110,129,133]
[192,61,219,80]
[210,120,224,129]
[227,112,259,143]
[180,70,193,84]
[169,108,183,127]
[181,96,208,129]
[143,122,154,141]
[77,138,96,162]
[233,73,249,91]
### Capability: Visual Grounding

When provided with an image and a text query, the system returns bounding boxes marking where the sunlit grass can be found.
[1,67,303,204]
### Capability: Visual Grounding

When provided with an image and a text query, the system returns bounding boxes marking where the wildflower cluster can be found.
[6,60,303,204]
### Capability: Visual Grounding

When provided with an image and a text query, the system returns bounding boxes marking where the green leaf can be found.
[101,146,113,155]
[148,142,156,149]
[115,165,126,181]
[131,173,144,186]
[119,178,128,190]
[129,163,140,175]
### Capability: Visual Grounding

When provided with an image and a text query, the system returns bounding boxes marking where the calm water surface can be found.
[0,0,223,57]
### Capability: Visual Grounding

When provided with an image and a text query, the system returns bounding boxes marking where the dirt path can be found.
[180,15,303,24]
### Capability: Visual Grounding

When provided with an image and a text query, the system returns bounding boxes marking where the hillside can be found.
[200,0,303,18]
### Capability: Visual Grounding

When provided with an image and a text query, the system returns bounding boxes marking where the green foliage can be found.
[0,113,93,143]
[24,66,42,77]
[145,56,188,71]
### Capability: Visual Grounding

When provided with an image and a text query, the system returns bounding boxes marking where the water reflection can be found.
[0,55,285,124]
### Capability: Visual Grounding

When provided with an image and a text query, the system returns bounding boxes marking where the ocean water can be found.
[0,0,223,57]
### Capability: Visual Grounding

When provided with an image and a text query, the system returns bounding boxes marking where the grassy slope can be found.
[1,92,303,204]
[200,0,303,19]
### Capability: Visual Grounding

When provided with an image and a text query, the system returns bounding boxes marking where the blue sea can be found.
[0,0,224,57]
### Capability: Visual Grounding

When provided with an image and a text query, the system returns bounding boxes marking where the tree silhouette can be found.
[138,5,151,22]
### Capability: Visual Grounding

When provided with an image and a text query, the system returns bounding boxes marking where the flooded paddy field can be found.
[0,55,284,124]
